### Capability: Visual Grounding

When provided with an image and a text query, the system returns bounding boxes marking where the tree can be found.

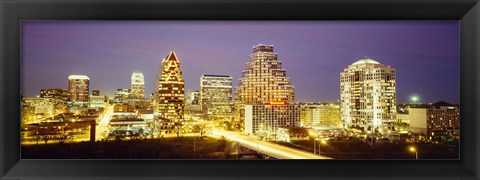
[33,130,41,144]
[173,122,184,138]
[289,127,308,139]
[395,122,409,131]
[42,135,50,144]
[194,123,210,139]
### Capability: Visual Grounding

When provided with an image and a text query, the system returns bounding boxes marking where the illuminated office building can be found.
[409,101,460,139]
[40,88,69,101]
[234,44,295,130]
[300,103,342,128]
[200,75,233,120]
[155,51,185,130]
[89,90,106,109]
[130,71,145,100]
[340,57,396,133]
[22,97,65,123]
[244,102,300,137]
[67,75,90,103]
[114,88,130,104]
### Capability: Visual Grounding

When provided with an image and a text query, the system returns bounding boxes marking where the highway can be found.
[210,128,331,159]
[96,105,114,140]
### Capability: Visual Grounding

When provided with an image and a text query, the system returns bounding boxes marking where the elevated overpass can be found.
[210,129,331,159]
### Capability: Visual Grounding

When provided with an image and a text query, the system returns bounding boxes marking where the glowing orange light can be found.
[269,101,285,105]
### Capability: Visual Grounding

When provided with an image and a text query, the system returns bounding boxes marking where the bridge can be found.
[210,129,331,159]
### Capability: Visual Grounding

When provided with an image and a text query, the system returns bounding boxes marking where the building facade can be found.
[130,71,145,100]
[244,102,301,139]
[22,97,65,123]
[300,103,342,128]
[155,51,185,131]
[89,95,106,108]
[300,103,321,127]
[67,75,90,103]
[40,88,69,101]
[409,102,460,140]
[114,88,130,104]
[200,75,233,120]
[340,57,397,133]
[234,44,295,130]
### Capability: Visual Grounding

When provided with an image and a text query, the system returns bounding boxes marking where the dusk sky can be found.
[21,21,459,104]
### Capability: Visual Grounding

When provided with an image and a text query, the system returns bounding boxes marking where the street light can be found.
[409,146,418,159]
[314,138,327,155]
[319,139,327,155]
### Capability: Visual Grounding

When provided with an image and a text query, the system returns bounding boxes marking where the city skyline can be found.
[22,21,459,103]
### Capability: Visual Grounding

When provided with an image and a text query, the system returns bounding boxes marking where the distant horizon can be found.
[21,21,459,104]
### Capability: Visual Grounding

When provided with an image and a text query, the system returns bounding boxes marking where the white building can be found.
[409,107,428,135]
[340,57,396,133]
[130,72,145,100]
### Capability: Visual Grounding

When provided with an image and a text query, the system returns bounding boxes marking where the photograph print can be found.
[20,21,459,159]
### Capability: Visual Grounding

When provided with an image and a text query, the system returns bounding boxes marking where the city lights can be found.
[20,22,459,160]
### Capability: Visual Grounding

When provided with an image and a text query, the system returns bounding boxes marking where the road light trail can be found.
[210,128,331,159]
[96,105,114,140]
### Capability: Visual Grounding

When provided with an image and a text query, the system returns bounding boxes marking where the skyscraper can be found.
[67,75,90,103]
[200,75,233,120]
[156,51,185,131]
[340,57,396,133]
[130,71,145,100]
[234,44,295,130]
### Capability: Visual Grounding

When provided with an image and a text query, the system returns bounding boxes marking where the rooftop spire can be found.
[166,51,178,61]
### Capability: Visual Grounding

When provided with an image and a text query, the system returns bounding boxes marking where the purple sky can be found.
[21,21,459,104]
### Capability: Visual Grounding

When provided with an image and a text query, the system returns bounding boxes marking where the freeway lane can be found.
[210,129,331,159]
[96,105,114,140]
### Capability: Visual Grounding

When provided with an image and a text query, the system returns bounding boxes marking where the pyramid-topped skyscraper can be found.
[155,51,185,131]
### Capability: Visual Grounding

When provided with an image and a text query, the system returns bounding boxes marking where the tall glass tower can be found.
[130,71,145,100]
[200,75,233,120]
[155,51,185,131]
[234,44,295,130]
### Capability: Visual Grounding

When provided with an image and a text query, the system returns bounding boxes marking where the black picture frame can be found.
[1,0,479,179]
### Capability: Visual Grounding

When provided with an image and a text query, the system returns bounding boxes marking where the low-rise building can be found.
[300,103,342,128]
[89,95,106,109]
[22,97,66,123]
[404,101,460,140]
